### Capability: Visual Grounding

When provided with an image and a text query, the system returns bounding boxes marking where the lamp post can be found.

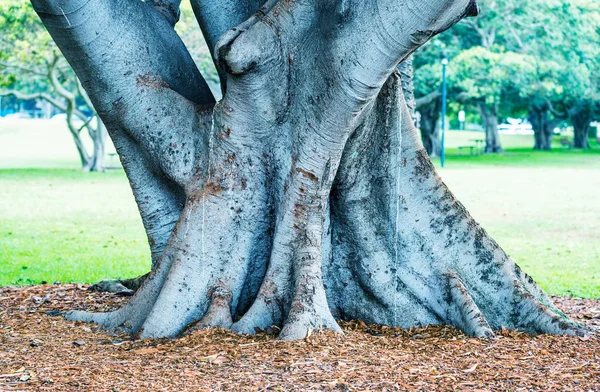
[440,56,448,168]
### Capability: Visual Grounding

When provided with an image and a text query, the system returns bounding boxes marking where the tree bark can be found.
[570,106,592,149]
[529,105,559,151]
[31,0,592,341]
[478,102,502,153]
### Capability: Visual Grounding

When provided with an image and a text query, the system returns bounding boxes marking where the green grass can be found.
[0,168,150,285]
[439,130,600,167]
[0,120,599,298]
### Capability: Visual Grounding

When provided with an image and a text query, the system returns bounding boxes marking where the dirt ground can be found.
[0,284,598,391]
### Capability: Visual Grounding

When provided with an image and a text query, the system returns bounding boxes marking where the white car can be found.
[3,112,32,119]
[498,122,534,135]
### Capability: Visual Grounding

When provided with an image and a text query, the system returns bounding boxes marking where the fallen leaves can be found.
[0,285,598,391]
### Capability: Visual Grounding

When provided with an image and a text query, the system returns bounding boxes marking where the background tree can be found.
[551,0,600,149]
[521,60,565,150]
[451,48,536,152]
[0,0,109,171]
[30,0,592,341]
[413,55,442,156]
[497,0,600,149]
[413,0,599,152]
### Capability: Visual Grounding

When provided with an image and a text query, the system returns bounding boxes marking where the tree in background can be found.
[492,0,600,149]
[522,60,566,150]
[0,0,108,171]
[413,59,442,157]
[552,0,600,149]
[451,48,536,153]
[413,0,599,151]
[0,0,224,170]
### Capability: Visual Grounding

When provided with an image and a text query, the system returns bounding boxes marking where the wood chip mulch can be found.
[0,285,598,391]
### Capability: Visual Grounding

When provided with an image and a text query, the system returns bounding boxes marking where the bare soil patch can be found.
[0,284,598,391]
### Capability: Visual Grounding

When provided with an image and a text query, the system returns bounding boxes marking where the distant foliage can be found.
[414,0,600,130]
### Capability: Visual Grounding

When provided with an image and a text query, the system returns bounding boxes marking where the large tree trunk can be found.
[31,0,591,341]
[570,106,592,149]
[478,102,502,153]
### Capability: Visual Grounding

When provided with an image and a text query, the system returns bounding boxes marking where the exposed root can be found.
[231,285,285,335]
[194,286,233,329]
[88,273,149,296]
[445,272,495,339]
[512,282,589,337]
[279,297,343,341]
[63,206,200,336]
[88,281,134,296]
[64,308,135,335]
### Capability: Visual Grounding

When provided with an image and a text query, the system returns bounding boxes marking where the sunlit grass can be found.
[0,169,150,285]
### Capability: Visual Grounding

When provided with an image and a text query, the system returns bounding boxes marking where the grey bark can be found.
[397,57,416,121]
[32,0,592,341]
[478,102,502,153]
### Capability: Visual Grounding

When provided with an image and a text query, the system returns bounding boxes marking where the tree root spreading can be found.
[2,285,600,391]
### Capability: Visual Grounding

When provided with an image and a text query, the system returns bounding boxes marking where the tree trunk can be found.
[418,99,442,157]
[64,100,94,170]
[529,106,556,151]
[570,106,592,149]
[32,0,590,341]
[83,119,107,172]
[478,102,502,153]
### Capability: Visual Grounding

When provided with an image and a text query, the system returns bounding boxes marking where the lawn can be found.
[1,119,599,298]
[0,168,149,285]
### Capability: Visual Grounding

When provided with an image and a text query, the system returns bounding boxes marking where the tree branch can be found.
[189,0,273,89]
[546,99,567,118]
[47,55,76,102]
[416,91,442,109]
[149,0,182,26]
[0,89,64,110]
[31,0,216,186]
[0,61,47,77]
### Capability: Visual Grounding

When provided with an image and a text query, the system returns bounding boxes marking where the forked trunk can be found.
[32,0,591,341]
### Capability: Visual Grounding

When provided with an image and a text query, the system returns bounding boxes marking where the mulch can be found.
[0,285,598,391]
